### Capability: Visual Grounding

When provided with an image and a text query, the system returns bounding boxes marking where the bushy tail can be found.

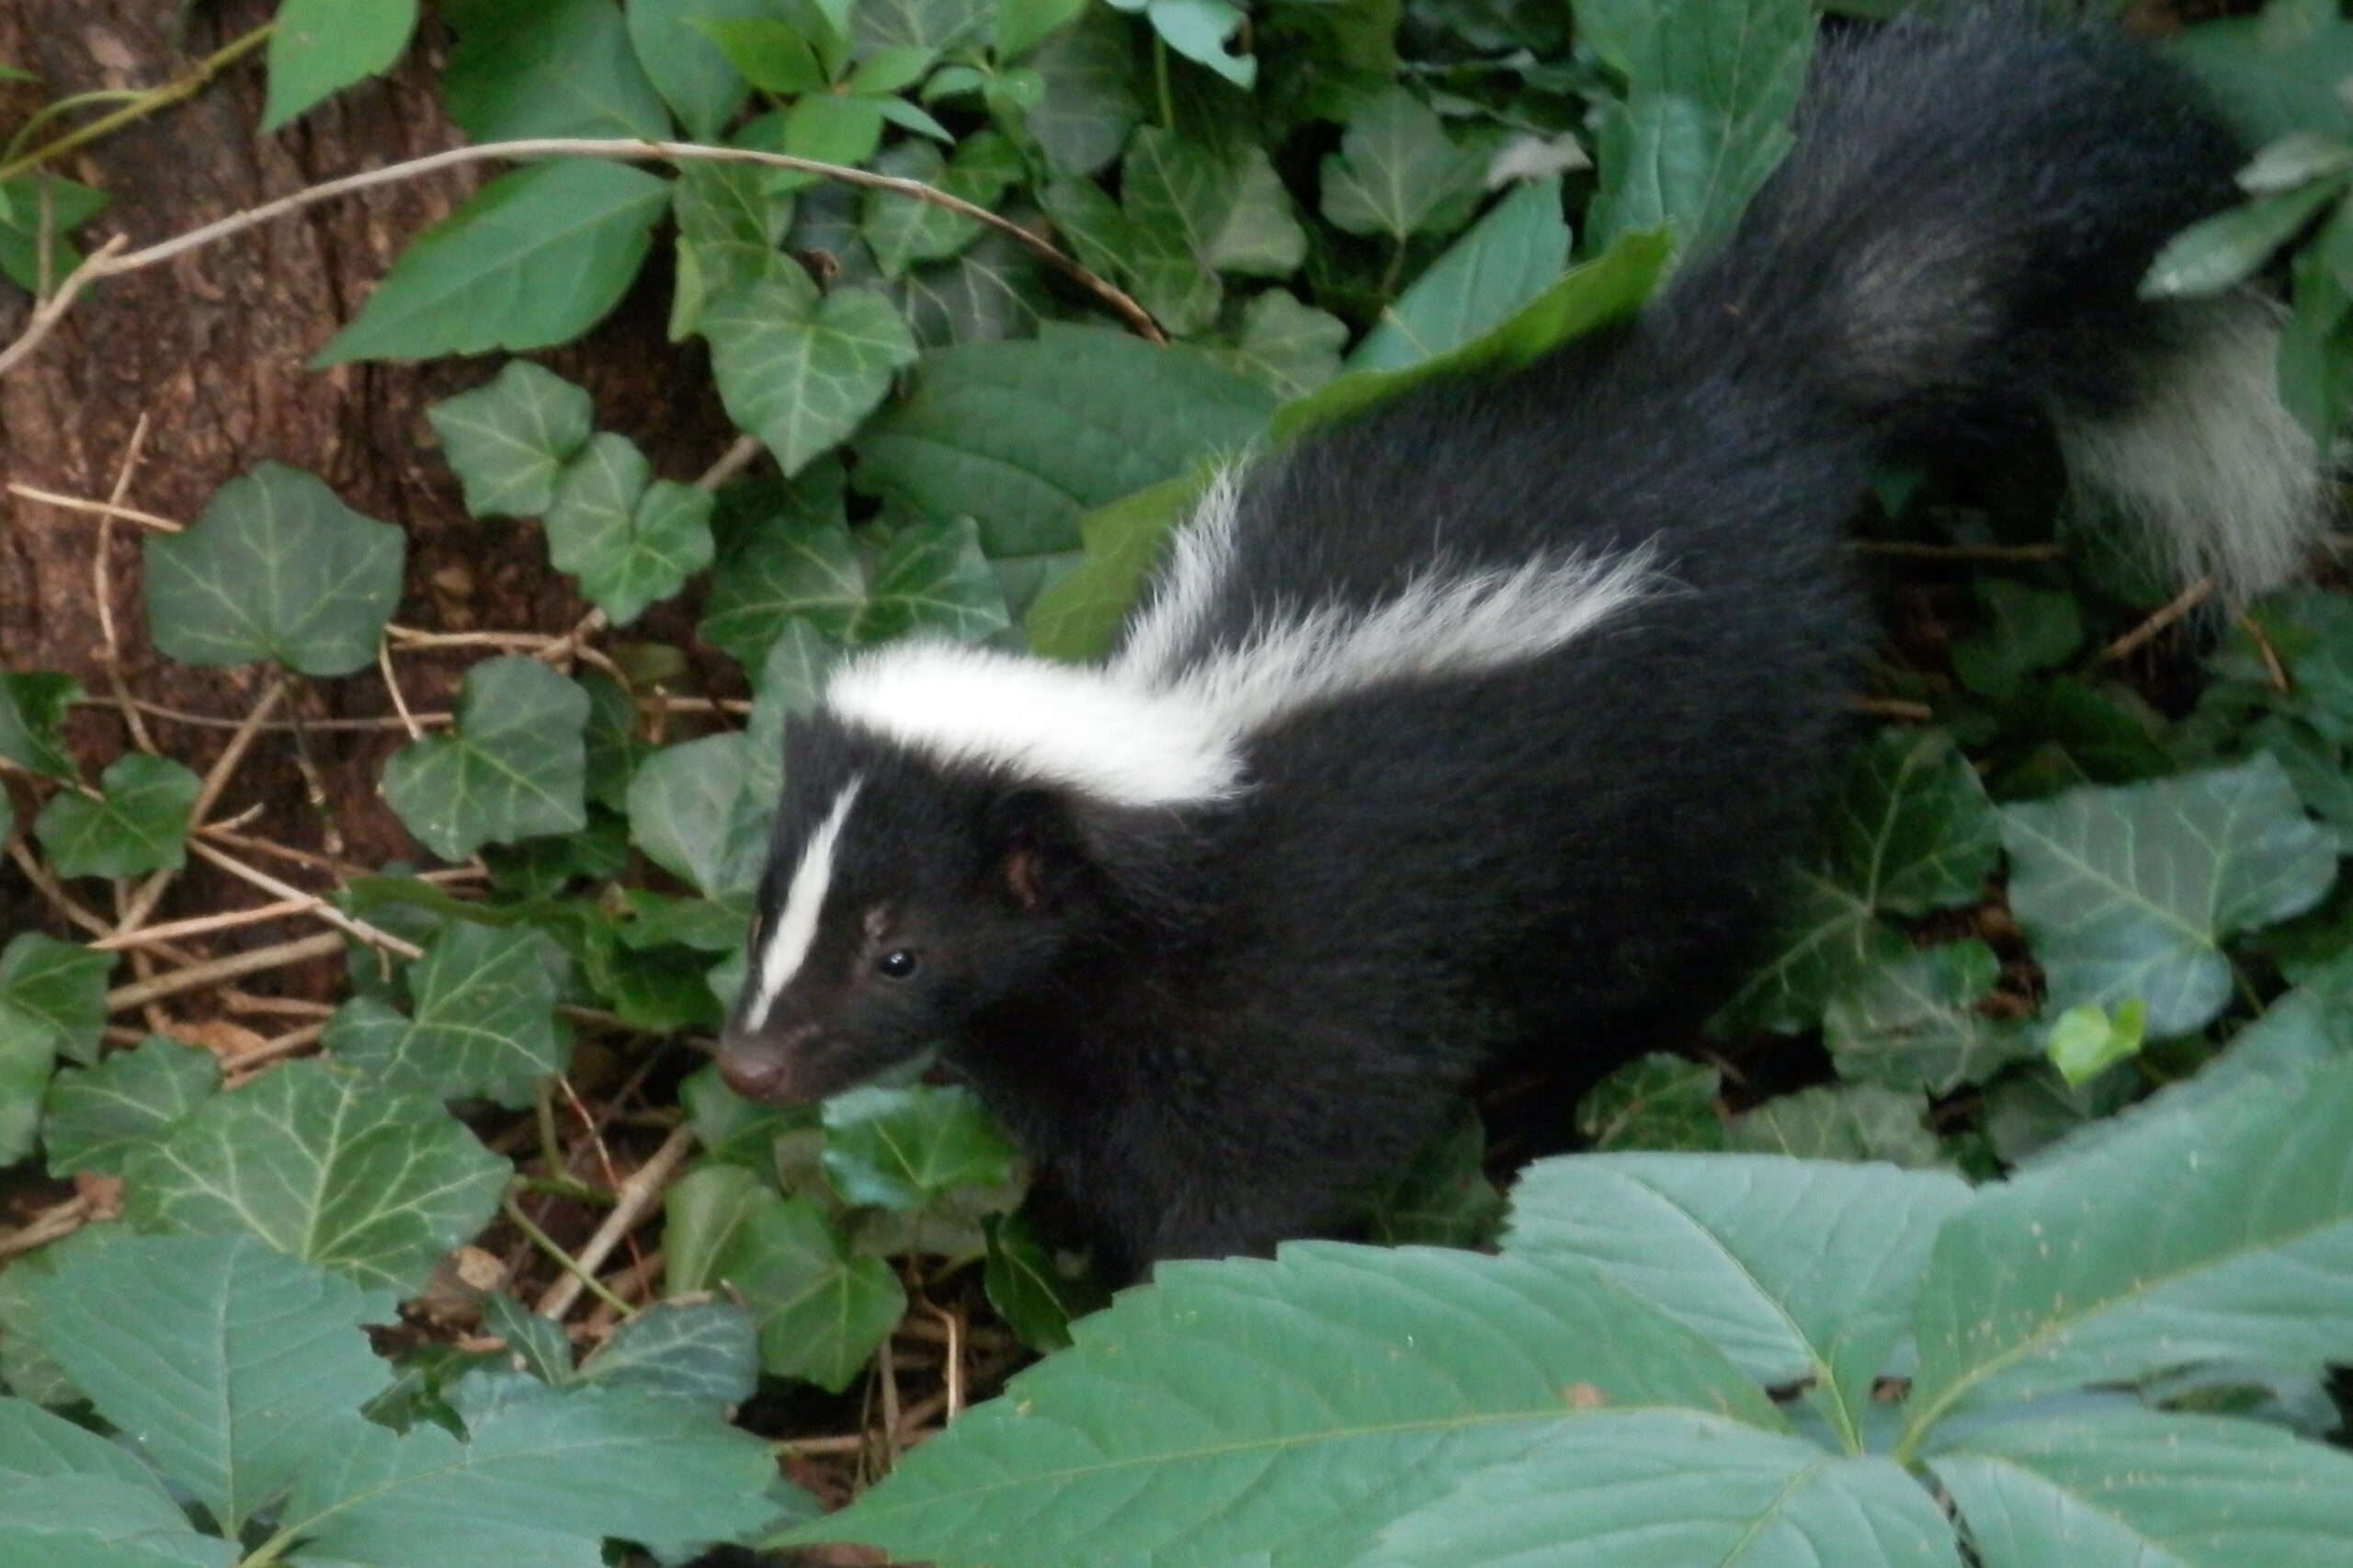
[1664,7,2327,598]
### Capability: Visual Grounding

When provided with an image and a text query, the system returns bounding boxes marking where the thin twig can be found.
[505,1194,637,1320]
[0,23,273,185]
[2096,576,2214,665]
[99,696,450,732]
[222,1021,329,1080]
[104,932,346,1011]
[379,641,425,742]
[1849,697,1934,722]
[534,1125,697,1321]
[91,417,157,753]
[6,483,183,532]
[0,137,1160,381]
[1855,540,2067,562]
[118,676,289,936]
[185,837,423,959]
[89,894,317,951]
[2236,609,2292,693]
[0,1197,93,1261]
[9,840,115,937]
[697,434,764,493]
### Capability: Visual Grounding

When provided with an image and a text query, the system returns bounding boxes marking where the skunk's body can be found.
[720,11,2325,1276]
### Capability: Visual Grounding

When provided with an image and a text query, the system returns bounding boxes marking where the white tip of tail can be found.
[2057,294,2331,602]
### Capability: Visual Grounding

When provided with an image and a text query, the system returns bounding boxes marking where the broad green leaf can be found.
[1023,474,1204,662]
[855,517,1011,643]
[144,463,404,676]
[441,0,671,139]
[1583,0,1816,252]
[717,1196,906,1391]
[1022,10,1143,178]
[0,933,111,1070]
[2001,756,2336,1038]
[1823,940,2032,1095]
[820,1085,1018,1209]
[426,361,597,519]
[1282,224,1664,439]
[857,0,990,53]
[121,1058,510,1294]
[1728,1084,1942,1169]
[278,1389,777,1566]
[1576,1052,1727,1152]
[1931,1408,2353,1568]
[699,466,864,663]
[2143,180,2341,298]
[381,657,591,861]
[1507,1154,1971,1450]
[670,160,794,339]
[1319,85,1487,241]
[703,265,920,476]
[543,434,718,625]
[41,1035,220,1178]
[996,0,1087,59]
[699,17,830,93]
[1356,1411,1961,1568]
[578,1299,761,1413]
[981,1210,1108,1352]
[855,323,1274,562]
[0,175,108,293]
[898,231,1055,347]
[665,1162,787,1293]
[861,136,1018,280]
[480,1292,574,1383]
[1117,128,1306,333]
[1716,871,1911,1038]
[1347,176,1569,371]
[0,1527,215,1568]
[0,1395,182,1516]
[34,754,201,878]
[1904,1055,2353,1441]
[1361,1105,1505,1249]
[1217,289,1347,400]
[316,161,670,365]
[264,0,419,130]
[2044,998,2147,1087]
[324,921,570,1098]
[628,732,768,898]
[1949,579,2084,701]
[0,671,80,779]
[627,0,777,138]
[790,1244,1776,1564]
[28,1234,392,1535]
[1139,0,1252,87]
[2171,10,2353,145]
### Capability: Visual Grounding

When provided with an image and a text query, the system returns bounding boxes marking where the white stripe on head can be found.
[1114,466,1245,685]
[743,777,864,1029]
[825,642,1242,806]
[1167,544,1660,730]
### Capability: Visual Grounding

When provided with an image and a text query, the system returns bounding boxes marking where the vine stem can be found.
[0,135,1163,381]
[0,23,274,185]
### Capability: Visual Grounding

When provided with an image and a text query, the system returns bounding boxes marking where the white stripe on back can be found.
[1114,467,1244,685]
[743,777,863,1028]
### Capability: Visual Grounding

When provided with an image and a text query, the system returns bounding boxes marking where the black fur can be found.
[723,12,2251,1277]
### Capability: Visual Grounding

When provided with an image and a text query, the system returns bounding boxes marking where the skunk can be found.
[718,10,2325,1276]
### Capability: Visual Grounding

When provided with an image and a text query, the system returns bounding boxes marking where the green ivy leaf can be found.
[996,0,1088,60]
[897,231,1056,347]
[981,1210,1108,1352]
[0,932,113,1074]
[381,657,591,861]
[1582,0,1816,252]
[1023,475,1204,663]
[2044,997,2148,1087]
[860,135,1019,279]
[1345,176,1569,372]
[33,754,200,879]
[699,466,864,663]
[703,265,921,476]
[1135,0,1253,87]
[41,1035,220,1179]
[121,1058,511,1295]
[144,463,404,676]
[577,1299,761,1414]
[1319,85,1488,241]
[856,0,991,54]
[0,671,81,779]
[426,361,597,519]
[717,1196,907,1391]
[1904,1055,2353,1437]
[665,1163,786,1293]
[1508,1153,1971,1449]
[820,1085,1019,1209]
[28,1234,393,1535]
[855,322,1275,562]
[855,517,1012,642]
[670,161,794,340]
[699,17,832,94]
[627,0,775,138]
[1361,1105,1506,1249]
[1110,128,1306,334]
[441,0,672,140]
[2001,756,2336,1038]
[324,922,571,1099]
[1575,1053,1727,1152]
[627,732,767,898]
[263,0,419,131]
[1727,1084,1943,1168]
[1021,10,1143,178]
[1823,940,2033,1096]
[1931,1407,2353,1568]
[543,434,718,625]
[315,161,671,365]
[1949,579,2085,701]
[0,175,108,293]
[789,1244,1774,1563]
[1216,289,1347,400]
[2143,179,2342,299]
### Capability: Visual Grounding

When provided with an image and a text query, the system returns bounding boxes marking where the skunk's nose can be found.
[717,1048,791,1101]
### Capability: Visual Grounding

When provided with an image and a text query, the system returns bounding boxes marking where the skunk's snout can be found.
[717,1020,823,1103]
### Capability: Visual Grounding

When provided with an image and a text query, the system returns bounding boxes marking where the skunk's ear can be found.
[983,790,1092,913]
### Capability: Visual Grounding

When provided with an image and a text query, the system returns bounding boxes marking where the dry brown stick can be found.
[0,1197,93,1261]
[8,840,114,937]
[1850,697,1934,722]
[2236,608,2292,693]
[1855,540,2067,562]
[378,642,426,742]
[105,931,347,1011]
[222,1021,329,1081]
[88,894,318,951]
[0,137,1160,380]
[109,698,450,732]
[89,416,157,754]
[6,483,183,532]
[118,676,290,936]
[221,991,336,1018]
[697,434,764,493]
[185,837,423,959]
[534,1124,698,1321]
[2095,576,2215,665]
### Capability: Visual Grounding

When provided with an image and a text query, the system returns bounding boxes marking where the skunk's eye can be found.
[876,949,920,981]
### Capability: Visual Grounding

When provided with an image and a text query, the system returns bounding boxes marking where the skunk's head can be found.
[716,643,1239,1105]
